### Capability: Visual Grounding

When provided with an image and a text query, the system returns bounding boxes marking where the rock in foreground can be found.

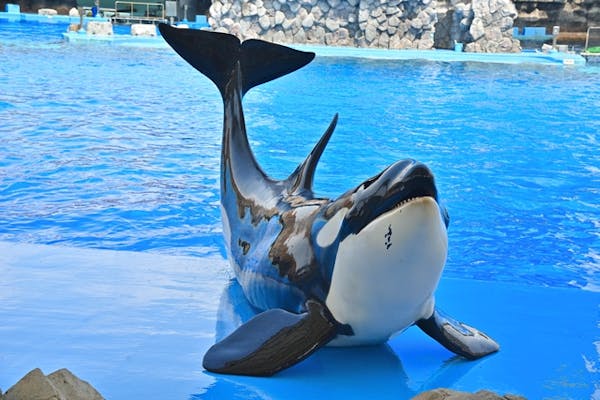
[2,368,104,400]
[412,388,526,400]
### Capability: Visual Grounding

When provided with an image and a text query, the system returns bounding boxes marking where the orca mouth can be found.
[345,160,439,234]
[392,196,427,210]
[380,168,437,217]
[392,169,437,205]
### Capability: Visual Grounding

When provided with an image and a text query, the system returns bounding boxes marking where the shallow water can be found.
[1,20,599,291]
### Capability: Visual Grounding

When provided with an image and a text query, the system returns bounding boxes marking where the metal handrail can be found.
[114,1,164,21]
[584,26,600,51]
[81,6,117,16]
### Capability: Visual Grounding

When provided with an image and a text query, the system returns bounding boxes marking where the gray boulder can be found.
[412,388,527,400]
[2,368,104,400]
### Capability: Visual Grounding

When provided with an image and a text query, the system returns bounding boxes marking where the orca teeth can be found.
[394,197,418,209]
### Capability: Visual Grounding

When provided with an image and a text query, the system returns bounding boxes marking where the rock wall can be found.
[466,0,521,52]
[434,0,520,52]
[208,0,520,52]
[209,0,437,49]
[514,0,599,32]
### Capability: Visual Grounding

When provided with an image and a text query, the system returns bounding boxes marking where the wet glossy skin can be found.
[218,66,447,316]
[159,24,499,374]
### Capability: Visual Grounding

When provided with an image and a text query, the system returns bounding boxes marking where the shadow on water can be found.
[190,279,483,400]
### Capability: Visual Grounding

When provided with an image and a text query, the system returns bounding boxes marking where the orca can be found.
[158,23,499,377]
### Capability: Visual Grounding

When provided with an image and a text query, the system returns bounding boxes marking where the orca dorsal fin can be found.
[288,114,338,195]
[158,24,315,99]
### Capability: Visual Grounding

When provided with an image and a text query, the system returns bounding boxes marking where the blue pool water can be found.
[2,21,599,291]
[0,20,599,399]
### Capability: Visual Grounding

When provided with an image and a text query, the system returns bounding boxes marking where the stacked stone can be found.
[358,0,437,49]
[465,0,521,52]
[207,0,519,52]
[208,0,350,45]
[208,0,438,49]
[433,0,519,52]
[432,0,474,48]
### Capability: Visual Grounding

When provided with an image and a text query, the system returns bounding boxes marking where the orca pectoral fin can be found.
[416,308,499,360]
[203,300,337,376]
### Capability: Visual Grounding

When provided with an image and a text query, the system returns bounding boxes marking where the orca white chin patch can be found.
[326,196,448,346]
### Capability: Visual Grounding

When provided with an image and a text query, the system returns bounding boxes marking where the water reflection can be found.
[194,280,482,399]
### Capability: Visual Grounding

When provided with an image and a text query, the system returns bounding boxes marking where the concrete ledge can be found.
[292,43,587,65]
[37,8,58,16]
[130,23,157,36]
[87,21,113,36]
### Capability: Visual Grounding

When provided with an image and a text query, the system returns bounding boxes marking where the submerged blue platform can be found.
[0,241,597,399]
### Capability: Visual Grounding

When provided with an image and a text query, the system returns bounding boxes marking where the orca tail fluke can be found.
[158,24,315,98]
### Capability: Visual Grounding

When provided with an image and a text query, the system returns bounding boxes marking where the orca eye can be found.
[361,176,377,190]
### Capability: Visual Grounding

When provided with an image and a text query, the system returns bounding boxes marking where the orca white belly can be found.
[325,197,448,346]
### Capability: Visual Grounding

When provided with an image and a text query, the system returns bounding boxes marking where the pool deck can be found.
[293,43,586,66]
[61,29,587,66]
[1,241,598,399]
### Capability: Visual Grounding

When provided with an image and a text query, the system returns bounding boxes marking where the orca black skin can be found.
[159,23,499,377]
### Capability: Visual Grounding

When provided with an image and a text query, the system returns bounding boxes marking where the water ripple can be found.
[1,22,599,290]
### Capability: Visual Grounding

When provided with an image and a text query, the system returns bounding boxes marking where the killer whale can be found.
[158,23,499,376]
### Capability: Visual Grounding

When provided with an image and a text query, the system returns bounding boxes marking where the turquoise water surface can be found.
[2,20,599,290]
[1,20,599,399]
